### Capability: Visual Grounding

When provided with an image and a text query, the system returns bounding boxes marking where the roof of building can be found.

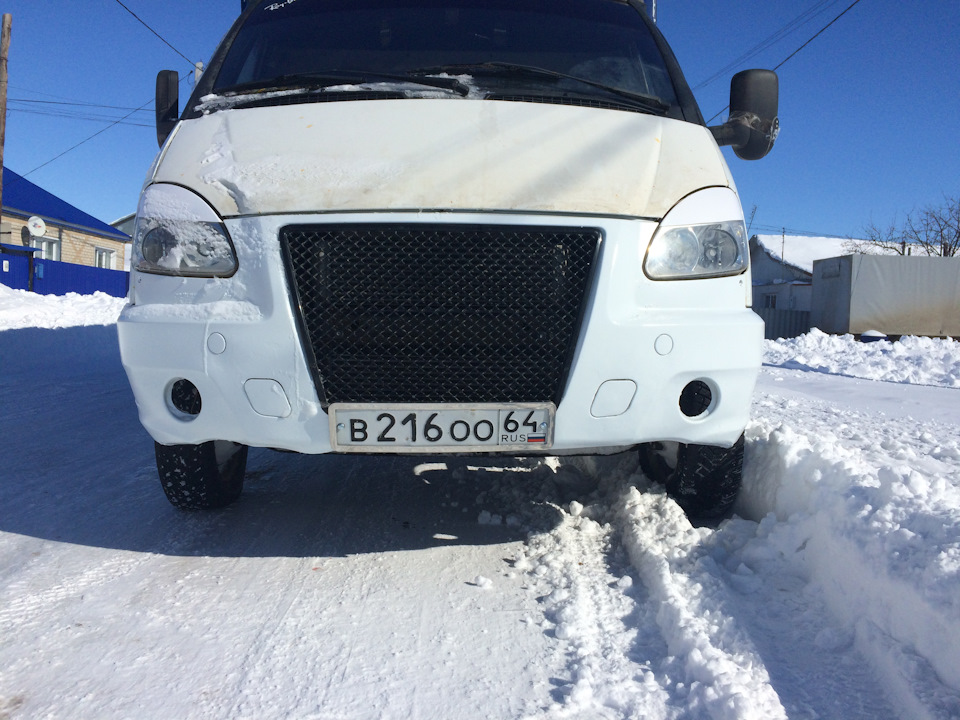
[2,167,130,242]
[751,234,856,275]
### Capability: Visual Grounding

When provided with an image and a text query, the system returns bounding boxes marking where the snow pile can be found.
[0,283,126,331]
[741,388,960,718]
[765,328,960,388]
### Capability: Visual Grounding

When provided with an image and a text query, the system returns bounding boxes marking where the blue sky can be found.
[2,0,957,238]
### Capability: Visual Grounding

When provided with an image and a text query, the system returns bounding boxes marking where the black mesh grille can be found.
[281,223,600,406]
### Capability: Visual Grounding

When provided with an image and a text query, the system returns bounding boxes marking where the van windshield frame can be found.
[192,0,696,120]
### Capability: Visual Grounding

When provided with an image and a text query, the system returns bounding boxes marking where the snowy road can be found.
[2,298,960,719]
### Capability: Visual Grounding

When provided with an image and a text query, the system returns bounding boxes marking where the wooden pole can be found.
[0,14,11,225]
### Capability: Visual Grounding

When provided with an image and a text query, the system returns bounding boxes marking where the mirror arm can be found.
[709,121,751,148]
[709,112,780,156]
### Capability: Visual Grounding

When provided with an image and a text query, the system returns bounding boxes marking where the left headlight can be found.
[644,220,747,280]
[133,184,238,277]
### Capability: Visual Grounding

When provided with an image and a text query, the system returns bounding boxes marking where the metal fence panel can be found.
[756,307,811,340]
[0,253,30,291]
[33,259,129,298]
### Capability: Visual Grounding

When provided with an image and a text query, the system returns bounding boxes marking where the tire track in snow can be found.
[516,504,674,719]
[608,479,788,720]
[498,457,787,719]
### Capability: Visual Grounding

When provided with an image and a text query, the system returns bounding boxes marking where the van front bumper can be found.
[118,212,762,454]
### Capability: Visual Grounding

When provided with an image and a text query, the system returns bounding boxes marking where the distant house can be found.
[0,167,130,271]
[111,212,136,244]
[749,234,854,313]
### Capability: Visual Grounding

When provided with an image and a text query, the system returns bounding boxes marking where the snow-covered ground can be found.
[2,282,960,719]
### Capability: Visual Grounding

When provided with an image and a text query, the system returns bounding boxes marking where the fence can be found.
[755,307,811,340]
[0,253,129,298]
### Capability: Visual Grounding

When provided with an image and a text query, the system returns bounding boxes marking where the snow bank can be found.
[742,386,960,717]
[765,328,960,388]
[0,283,126,331]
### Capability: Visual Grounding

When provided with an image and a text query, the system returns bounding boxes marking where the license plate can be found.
[330,403,555,453]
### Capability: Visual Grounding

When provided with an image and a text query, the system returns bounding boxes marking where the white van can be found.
[118,0,779,517]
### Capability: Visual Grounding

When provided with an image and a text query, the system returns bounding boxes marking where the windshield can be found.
[210,0,679,113]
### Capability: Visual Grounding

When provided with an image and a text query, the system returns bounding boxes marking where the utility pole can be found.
[0,14,11,222]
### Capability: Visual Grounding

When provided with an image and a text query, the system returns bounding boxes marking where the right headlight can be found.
[133,184,238,278]
[644,220,747,280]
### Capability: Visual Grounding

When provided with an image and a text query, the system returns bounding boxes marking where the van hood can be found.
[152,99,733,219]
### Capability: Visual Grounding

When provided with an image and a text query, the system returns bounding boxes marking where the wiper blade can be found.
[416,62,670,114]
[217,70,470,97]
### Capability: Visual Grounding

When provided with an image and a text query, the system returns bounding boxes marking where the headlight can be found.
[644,220,747,280]
[133,184,238,277]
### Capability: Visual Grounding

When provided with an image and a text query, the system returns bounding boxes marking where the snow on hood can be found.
[194,75,485,113]
[151,99,731,218]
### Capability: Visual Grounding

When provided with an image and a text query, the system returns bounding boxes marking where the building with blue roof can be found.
[1,166,130,271]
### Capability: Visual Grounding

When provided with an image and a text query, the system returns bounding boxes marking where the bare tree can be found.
[844,218,907,255]
[846,195,959,257]
[913,195,960,257]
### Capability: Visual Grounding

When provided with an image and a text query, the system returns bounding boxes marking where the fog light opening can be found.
[170,378,202,417]
[679,380,713,418]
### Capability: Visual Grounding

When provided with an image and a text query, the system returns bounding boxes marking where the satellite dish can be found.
[27,216,47,237]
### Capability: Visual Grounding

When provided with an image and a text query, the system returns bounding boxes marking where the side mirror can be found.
[709,69,779,161]
[156,70,180,148]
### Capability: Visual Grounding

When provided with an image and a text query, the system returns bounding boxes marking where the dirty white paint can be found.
[152,99,731,219]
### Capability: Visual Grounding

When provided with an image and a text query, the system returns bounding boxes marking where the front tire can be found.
[154,440,248,510]
[638,434,744,519]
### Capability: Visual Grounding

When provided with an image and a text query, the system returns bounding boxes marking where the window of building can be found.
[763,294,777,309]
[30,237,61,261]
[95,248,116,269]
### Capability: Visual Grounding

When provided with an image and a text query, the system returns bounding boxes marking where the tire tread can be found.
[155,441,248,510]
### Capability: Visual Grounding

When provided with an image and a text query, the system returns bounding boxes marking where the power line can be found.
[8,106,153,127]
[11,72,191,184]
[10,97,152,113]
[770,0,864,74]
[16,97,156,180]
[706,0,865,124]
[751,223,853,239]
[9,84,116,104]
[693,0,840,91]
[112,0,194,67]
